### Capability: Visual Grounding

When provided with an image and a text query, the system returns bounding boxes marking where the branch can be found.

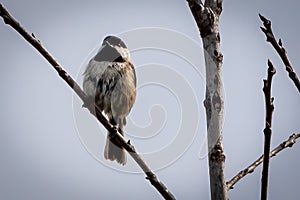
[0,4,175,200]
[226,133,300,190]
[187,0,222,38]
[259,14,300,93]
[261,60,276,200]
[187,0,227,200]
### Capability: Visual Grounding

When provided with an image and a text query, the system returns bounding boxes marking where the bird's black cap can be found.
[103,35,127,48]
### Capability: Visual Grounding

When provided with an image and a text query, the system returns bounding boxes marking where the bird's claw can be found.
[111,126,118,135]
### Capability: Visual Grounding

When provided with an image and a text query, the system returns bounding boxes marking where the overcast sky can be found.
[0,1,299,200]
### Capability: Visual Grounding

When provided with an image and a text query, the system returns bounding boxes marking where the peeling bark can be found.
[187,0,227,199]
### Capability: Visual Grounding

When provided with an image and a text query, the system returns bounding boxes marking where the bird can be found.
[83,35,136,165]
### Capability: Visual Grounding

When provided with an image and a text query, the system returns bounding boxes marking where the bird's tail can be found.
[104,130,126,165]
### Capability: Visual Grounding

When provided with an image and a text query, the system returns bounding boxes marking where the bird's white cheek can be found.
[115,46,130,61]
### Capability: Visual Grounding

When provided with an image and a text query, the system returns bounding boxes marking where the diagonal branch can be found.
[226,133,300,190]
[0,3,175,200]
[259,14,300,93]
[261,60,276,200]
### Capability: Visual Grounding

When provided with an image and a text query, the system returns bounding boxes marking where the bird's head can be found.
[94,35,130,62]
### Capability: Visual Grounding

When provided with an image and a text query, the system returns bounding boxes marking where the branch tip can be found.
[258,14,268,22]
[267,59,273,67]
[278,38,282,46]
[260,27,267,34]
[260,14,300,93]
[258,13,266,21]
[267,62,276,75]
[259,14,271,28]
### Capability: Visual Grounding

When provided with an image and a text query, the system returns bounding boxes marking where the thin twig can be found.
[226,133,300,190]
[259,14,300,93]
[0,4,175,200]
[261,60,276,200]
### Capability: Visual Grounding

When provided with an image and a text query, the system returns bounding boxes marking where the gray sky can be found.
[0,1,299,199]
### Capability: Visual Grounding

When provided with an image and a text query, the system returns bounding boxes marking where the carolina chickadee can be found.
[83,36,136,165]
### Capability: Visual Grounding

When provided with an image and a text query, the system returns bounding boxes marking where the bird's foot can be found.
[110,126,118,136]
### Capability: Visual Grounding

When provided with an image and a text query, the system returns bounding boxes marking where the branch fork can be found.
[259,14,300,93]
[187,0,221,38]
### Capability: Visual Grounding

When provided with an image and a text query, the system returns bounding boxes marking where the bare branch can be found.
[259,14,300,93]
[226,133,300,190]
[261,60,276,200]
[0,3,175,200]
[187,0,227,199]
